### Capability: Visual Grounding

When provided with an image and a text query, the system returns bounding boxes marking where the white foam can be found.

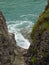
[7,20,34,49]
[8,27,30,49]
[15,33,30,49]
[20,14,38,18]
[7,20,33,31]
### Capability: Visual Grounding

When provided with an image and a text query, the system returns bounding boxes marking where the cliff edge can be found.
[25,0,49,65]
[0,11,17,65]
[0,11,27,65]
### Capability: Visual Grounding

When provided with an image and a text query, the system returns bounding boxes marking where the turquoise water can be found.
[0,0,47,21]
[0,0,47,49]
[0,0,47,30]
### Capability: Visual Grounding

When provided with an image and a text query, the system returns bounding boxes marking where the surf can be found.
[7,20,34,49]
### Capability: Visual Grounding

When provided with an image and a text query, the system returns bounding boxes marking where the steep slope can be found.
[0,11,16,65]
[0,11,27,65]
[25,0,49,65]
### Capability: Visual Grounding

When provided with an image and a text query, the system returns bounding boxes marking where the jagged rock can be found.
[13,46,27,65]
[0,11,28,65]
[0,11,16,65]
[25,0,49,65]
[0,11,27,65]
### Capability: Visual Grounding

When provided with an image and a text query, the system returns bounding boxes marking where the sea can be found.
[0,0,47,49]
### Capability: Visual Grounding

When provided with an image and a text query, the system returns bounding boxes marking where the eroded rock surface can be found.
[25,0,49,65]
[0,11,26,65]
[0,11,17,65]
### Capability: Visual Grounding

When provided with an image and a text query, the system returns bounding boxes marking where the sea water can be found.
[0,0,47,49]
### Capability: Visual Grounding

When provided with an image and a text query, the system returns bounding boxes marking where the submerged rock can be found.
[25,0,49,65]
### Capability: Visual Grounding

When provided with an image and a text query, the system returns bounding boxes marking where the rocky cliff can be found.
[25,0,49,65]
[0,11,27,65]
[0,11,17,65]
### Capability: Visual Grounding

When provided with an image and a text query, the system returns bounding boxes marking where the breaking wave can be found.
[7,20,34,49]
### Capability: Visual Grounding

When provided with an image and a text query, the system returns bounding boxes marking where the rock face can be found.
[0,11,27,65]
[0,11,16,65]
[13,46,27,65]
[25,0,49,65]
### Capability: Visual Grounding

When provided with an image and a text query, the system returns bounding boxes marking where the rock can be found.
[0,11,16,65]
[25,0,49,65]
[20,28,33,44]
[13,46,27,65]
[0,11,27,65]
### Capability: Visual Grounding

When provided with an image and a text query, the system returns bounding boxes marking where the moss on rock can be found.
[31,8,49,43]
[25,1,49,65]
[31,56,37,64]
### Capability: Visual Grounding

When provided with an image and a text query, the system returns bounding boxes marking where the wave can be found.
[7,20,34,32]
[7,20,34,49]
[20,14,38,18]
[15,33,30,49]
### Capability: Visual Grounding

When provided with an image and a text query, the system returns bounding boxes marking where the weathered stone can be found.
[25,1,49,65]
[0,11,16,65]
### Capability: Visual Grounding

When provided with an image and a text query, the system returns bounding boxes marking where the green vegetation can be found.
[40,22,49,33]
[31,56,37,64]
[29,1,49,65]
[31,8,49,42]
[48,0,49,4]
